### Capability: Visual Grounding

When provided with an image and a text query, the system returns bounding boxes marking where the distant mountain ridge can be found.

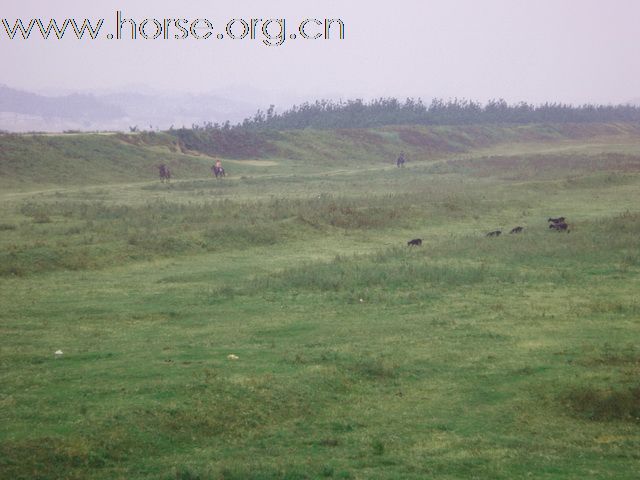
[0,85,258,132]
[0,85,124,121]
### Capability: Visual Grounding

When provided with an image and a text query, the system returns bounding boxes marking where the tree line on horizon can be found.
[239,98,640,130]
[167,97,640,157]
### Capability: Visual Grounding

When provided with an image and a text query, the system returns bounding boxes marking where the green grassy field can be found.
[1,124,639,479]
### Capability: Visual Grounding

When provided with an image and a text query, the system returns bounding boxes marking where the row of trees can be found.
[163,98,640,156]
[240,98,640,130]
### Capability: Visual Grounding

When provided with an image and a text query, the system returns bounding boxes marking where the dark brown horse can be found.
[549,222,569,232]
[159,164,171,183]
[212,165,225,178]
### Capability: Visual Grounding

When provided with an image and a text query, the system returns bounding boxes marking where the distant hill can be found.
[100,91,256,130]
[0,85,258,133]
[0,85,124,122]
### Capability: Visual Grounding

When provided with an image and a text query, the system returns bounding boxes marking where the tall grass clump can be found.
[254,247,505,295]
[564,385,640,422]
[5,189,477,277]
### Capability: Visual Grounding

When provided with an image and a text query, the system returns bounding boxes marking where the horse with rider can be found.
[212,159,225,178]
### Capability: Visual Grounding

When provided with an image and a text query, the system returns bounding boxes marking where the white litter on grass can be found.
[359,298,364,303]
[54,350,63,357]
[227,354,239,361]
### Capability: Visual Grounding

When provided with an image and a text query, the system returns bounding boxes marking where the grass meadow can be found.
[1,125,639,479]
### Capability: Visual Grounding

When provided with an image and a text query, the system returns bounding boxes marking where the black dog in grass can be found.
[549,222,569,232]
[407,238,422,246]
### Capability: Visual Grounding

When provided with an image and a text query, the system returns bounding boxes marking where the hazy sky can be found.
[2,0,640,105]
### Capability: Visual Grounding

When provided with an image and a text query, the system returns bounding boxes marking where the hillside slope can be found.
[0,132,212,190]
[272,122,640,166]
[2,122,640,190]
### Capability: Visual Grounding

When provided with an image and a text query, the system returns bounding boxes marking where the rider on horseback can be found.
[212,159,225,178]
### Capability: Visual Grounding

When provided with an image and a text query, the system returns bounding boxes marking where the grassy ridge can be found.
[0,132,212,190]
[3,122,640,190]
[272,123,640,166]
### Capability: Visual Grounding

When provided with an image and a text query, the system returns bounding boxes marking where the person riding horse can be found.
[212,159,225,178]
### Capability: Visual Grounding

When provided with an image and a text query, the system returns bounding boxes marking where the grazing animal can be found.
[486,230,502,237]
[510,226,524,234]
[407,238,422,246]
[158,164,171,183]
[549,222,569,232]
[548,217,565,224]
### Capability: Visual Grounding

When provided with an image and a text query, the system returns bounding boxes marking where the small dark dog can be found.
[510,226,524,234]
[549,222,569,232]
[548,217,565,224]
[486,230,502,237]
[407,238,422,246]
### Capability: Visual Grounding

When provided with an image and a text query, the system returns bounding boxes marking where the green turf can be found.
[1,124,639,479]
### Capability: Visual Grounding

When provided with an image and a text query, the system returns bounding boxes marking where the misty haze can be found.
[1,1,640,479]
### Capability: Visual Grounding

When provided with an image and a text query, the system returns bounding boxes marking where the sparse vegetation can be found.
[565,385,640,422]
